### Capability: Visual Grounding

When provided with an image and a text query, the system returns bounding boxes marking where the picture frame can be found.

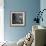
[10,11,25,26]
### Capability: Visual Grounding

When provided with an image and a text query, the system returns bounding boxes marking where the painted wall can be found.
[4,0,40,42]
[40,0,46,27]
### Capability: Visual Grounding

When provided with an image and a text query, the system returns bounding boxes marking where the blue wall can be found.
[40,0,46,27]
[4,0,40,42]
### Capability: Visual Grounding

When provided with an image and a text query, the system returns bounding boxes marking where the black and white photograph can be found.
[11,11,25,26]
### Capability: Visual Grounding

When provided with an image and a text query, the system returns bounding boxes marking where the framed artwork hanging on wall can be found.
[10,11,25,26]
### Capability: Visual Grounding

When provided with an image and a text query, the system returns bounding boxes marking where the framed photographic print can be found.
[11,11,25,26]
